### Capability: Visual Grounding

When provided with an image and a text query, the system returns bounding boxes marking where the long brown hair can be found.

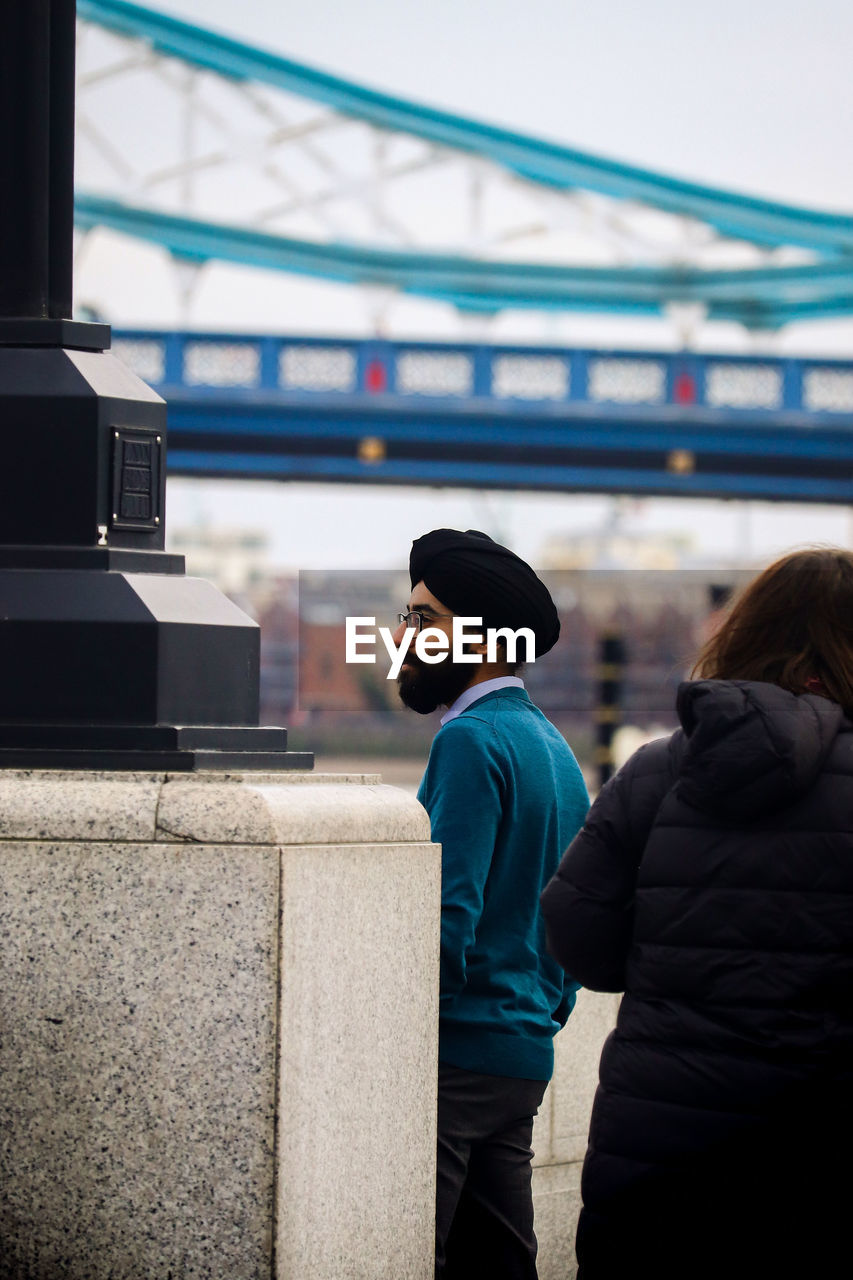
[693,547,853,717]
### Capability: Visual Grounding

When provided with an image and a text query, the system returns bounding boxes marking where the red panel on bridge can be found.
[366,360,387,393]
[674,372,696,405]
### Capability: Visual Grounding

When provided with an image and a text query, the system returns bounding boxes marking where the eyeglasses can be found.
[398,610,453,632]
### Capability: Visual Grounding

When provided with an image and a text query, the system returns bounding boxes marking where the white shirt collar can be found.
[440,675,526,725]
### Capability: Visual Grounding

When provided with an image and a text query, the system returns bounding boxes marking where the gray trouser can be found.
[435,1063,548,1280]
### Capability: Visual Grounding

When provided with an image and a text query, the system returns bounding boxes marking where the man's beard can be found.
[396,653,474,715]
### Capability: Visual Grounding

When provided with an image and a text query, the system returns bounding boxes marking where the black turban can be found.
[409,528,560,657]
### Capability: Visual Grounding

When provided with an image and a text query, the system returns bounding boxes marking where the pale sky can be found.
[150,0,853,209]
[77,0,853,571]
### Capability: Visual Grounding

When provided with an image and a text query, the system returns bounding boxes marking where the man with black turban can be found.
[391,529,589,1279]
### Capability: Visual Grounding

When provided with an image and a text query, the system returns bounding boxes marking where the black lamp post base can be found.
[0,4,313,775]
[0,723,313,771]
[0,750,315,771]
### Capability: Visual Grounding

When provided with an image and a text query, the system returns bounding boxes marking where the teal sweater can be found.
[418,686,589,1080]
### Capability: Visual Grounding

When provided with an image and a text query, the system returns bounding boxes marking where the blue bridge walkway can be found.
[112,330,853,504]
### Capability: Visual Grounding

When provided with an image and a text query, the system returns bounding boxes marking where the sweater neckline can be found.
[442,682,530,725]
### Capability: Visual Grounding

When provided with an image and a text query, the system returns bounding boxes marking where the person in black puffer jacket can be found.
[541,547,853,1280]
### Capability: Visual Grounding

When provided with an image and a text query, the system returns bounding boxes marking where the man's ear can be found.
[460,638,488,661]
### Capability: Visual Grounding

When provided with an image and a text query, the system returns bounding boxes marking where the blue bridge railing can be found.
[113,330,853,415]
[111,331,853,503]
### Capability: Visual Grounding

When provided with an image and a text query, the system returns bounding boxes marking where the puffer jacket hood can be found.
[675,679,844,820]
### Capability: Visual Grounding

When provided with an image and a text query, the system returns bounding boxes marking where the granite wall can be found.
[0,770,440,1280]
[0,767,615,1280]
[532,990,621,1280]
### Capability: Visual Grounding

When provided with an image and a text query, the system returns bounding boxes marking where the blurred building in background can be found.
[219,551,751,770]
[170,524,273,601]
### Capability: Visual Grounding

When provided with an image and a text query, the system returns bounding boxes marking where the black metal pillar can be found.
[0,0,311,770]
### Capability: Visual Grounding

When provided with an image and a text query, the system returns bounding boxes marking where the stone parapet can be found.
[0,770,440,1280]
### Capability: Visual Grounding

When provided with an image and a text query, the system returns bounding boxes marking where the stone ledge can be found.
[0,769,429,847]
[0,770,163,842]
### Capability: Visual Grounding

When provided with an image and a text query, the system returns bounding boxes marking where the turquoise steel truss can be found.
[76,0,853,330]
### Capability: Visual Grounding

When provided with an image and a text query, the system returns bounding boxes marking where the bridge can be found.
[114,329,853,502]
[75,3,853,504]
